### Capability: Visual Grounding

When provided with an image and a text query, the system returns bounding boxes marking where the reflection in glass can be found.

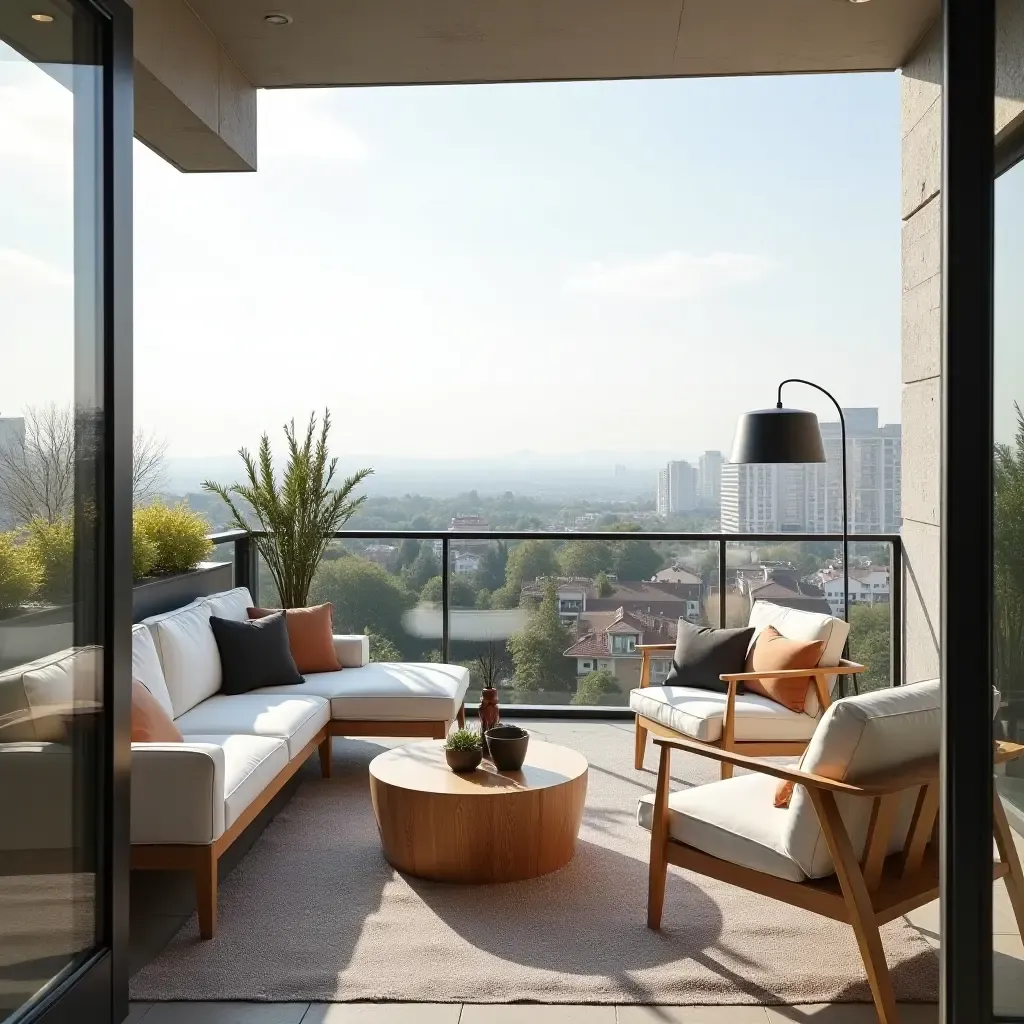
[0,4,105,1018]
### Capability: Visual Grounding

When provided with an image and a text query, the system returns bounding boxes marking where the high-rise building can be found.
[698,451,723,506]
[720,409,902,534]
[667,460,696,513]
[656,467,669,516]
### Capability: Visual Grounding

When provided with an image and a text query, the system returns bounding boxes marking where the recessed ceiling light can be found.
[30,12,54,21]
[263,12,292,25]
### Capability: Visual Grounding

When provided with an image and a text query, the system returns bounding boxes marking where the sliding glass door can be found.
[0,2,132,1022]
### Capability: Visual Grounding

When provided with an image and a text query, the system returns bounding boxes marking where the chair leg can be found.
[995,791,1024,939]
[647,743,672,929]
[195,848,218,940]
[318,734,332,779]
[457,704,466,728]
[634,717,648,771]
[809,789,899,1024]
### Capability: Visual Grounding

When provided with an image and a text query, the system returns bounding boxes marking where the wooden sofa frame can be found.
[131,704,465,938]
[634,642,865,779]
[646,734,1024,1024]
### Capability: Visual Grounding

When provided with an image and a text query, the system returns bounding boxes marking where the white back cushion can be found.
[132,624,174,719]
[201,587,253,623]
[782,679,941,879]
[144,602,221,718]
[747,601,850,717]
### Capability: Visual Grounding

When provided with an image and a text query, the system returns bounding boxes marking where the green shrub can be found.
[134,502,211,575]
[133,525,157,580]
[25,517,74,603]
[0,532,42,610]
[571,669,623,706]
[445,728,482,752]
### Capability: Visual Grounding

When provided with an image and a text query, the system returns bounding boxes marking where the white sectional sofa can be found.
[129,586,469,938]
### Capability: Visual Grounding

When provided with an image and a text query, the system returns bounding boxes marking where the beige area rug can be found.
[129,720,938,1005]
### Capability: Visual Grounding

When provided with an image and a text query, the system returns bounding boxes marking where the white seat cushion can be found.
[638,773,805,882]
[747,601,850,717]
[255,662,470,723]
[173,693,330,759]
[630,685,818,744]
[132,624,174,719]
[132,734,288,844]
[782,679,941,879]
[143,601,221,718]
[197,587,254,623]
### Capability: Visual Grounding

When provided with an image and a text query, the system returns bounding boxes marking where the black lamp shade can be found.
[730,407,826,464]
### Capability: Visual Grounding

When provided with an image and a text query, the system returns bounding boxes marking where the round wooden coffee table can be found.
[368,739,588,883]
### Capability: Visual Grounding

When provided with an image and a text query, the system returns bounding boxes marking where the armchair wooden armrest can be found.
[718,659,865,683]
[636,644,675,651]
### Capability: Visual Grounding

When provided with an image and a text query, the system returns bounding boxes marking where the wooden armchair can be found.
[633,602,865,779]
[639,679,1024,1024]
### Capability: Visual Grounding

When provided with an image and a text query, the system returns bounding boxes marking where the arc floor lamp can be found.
[730,378,849,627]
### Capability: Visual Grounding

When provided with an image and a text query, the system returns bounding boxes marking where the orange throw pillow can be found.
[131,679,182,742]
[247,603,341,674]
[744,626,826,713]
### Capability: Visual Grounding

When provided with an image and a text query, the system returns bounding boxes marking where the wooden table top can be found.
[368,739,588,797]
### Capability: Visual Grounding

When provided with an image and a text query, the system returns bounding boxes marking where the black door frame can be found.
[8,1,134,1022]
[941,0,998,1021]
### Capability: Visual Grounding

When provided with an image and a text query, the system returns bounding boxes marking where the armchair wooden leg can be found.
[647,744,672,929]
[457,704,466,728]
[195,848,218,940]
[634,717,648,771]
[318,735,332,779]
[995,792,1024,939]
[810,789,899,1024]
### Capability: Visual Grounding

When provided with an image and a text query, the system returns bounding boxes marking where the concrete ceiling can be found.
[185,0,940,88]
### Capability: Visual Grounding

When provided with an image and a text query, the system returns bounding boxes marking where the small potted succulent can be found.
[444,728,483,773]
[485,725,529,772]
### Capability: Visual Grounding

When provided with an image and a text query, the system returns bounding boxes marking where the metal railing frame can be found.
[208,529,904,708]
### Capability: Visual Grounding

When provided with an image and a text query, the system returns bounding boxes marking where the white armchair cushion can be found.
[747,602,850,717]
[143,602,221,718]
[130,734,287,844]
[630,685,818,744]
[638,773,805,882]
[132,624,174,719]
[173,693,330,759]
[256,661,470,722]
[199,587,254,623]
[0,648,100,743]
[0,742,74,851]
[333,634,370,668]
[782,679,941,878]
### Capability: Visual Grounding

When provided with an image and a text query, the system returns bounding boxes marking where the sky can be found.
[3,48,907,462]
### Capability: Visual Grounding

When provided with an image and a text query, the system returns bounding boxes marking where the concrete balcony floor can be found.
[126,721,1024,1024]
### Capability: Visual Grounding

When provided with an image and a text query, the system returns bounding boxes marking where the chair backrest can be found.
[0,647,101,742]
[746,601,850,717]
[781,679,941,879]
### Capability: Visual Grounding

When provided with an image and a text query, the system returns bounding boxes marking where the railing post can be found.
[718,540,727,628]
[441,536,450,663]
[234,534,259,602]
[891,536,903,687]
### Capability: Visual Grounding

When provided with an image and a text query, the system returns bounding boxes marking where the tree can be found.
[474,541,508,592]
[611,538,665,581]
[419,574,476,607]
[311,556,414,646]
[594,571,614,597]
[0,404,168,525]
[848,603,891,693]
[995,403,1024,700]
[557,540,614,578]
[395,537,421,572]
[475,588,492,609]
[571,669,622,706]
[366,631,403,662]
[507,580,576,693]
[489,584,521,609]
[203,410,372,607]
[504,539,559,592]
[403,547,441,590]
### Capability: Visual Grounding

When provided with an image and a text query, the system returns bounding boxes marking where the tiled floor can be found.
[126,721,1024,1024]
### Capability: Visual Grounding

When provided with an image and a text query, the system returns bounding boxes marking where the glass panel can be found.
[993,148,1024,1018]
[0,3,106,1019]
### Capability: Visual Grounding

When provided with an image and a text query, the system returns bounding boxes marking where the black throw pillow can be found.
[662,620,756,694]
[210,612,304,695]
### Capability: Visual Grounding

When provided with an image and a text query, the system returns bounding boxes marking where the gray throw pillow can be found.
[662,620,756,694]
[210,611,304,695]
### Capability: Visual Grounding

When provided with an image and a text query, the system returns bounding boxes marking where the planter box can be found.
[131,561,233,623]
[0,562,233,674]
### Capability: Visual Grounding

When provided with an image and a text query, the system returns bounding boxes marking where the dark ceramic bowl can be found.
[486,725,529,771]
[445,746,483,773]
